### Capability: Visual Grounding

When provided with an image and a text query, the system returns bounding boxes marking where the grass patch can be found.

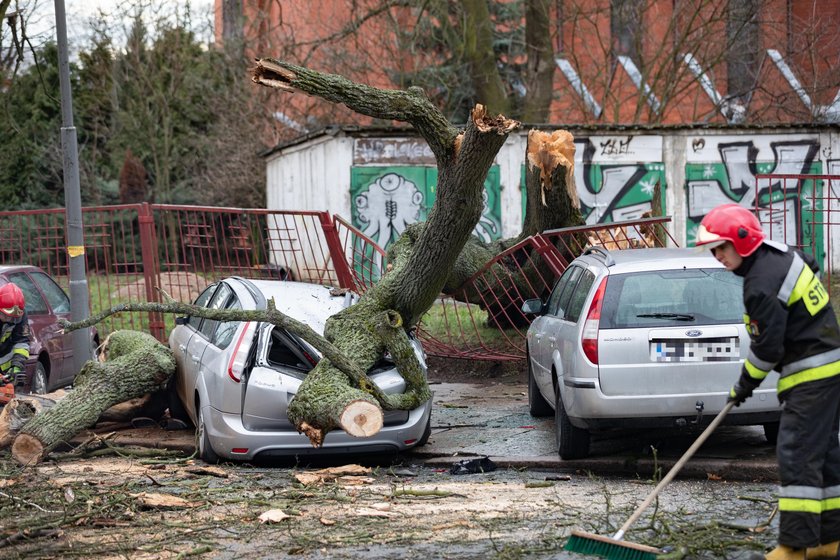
[418,299,525,354]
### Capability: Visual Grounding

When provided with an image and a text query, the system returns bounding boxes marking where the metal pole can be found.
[54,0,92,372]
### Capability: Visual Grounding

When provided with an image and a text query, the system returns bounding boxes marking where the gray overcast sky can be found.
[24,0,214,47]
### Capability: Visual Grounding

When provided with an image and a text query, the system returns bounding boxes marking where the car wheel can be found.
[31,362,49,395]
[416,411,432,447]
[554,386,590,460]
[527,352,553,417]
[197,407,221,464]
[763,422,779,446]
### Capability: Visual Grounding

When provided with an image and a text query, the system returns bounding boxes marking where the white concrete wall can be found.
[495,133,527,238]
[265,127,840,269]
[266,134,354,218]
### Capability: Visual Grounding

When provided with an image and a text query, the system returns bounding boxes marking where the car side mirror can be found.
[175,316,189,326]
[521,298,544,315]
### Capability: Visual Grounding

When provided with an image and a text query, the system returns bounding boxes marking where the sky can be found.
[20,0,215,47]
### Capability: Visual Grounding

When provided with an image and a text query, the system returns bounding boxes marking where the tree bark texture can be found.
[11,331,175,465]
[521,0,556,123]
[461,0,511,116]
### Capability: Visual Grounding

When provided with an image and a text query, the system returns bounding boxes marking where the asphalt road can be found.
[102,379,780,482]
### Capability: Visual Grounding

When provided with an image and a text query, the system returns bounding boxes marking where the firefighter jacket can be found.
[733,240,840,397]
[0,313,30,372]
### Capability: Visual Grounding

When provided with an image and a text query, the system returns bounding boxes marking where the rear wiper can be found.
[636,313,695,321]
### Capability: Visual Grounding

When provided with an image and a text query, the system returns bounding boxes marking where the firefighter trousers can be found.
[777,377,840,548]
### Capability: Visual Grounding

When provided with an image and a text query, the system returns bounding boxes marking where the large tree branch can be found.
[59,298,394,407]
[252,58,458,162]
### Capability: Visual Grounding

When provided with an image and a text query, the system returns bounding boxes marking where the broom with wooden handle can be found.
[564,401,737,559]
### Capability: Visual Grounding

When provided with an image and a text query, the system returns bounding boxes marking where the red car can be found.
[0,265,99,394]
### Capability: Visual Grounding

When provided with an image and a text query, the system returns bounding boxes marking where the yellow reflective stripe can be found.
[787,266,812,305]
[778,361,840,393]
[824,497,840,512]
[743,314,750,326]
[744,359,769,380]
[779,497,822,514]
[12,348,29,358]
[788,266,829,315]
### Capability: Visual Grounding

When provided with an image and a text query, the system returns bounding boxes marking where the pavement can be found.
[91,379,779,482]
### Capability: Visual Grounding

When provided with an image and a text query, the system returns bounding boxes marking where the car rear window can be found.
[599,268,744,329]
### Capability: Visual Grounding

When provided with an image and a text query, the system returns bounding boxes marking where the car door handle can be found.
[190,354,200,363]
[548,336,556,343]
[178,344,186,352]
[534,334,542,340]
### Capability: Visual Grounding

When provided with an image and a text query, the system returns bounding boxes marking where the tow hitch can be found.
[692,400,705,424]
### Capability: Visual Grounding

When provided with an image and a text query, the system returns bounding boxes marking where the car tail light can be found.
[231,448,249,454]
[228,321,257,383]
[581,278,607,364]
[301,349,318,367]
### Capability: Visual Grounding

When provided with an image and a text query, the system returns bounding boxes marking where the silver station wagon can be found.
[169,278,433,463]
[522,247,781,459]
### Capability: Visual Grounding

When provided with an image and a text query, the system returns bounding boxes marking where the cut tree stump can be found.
[11,330,175,466]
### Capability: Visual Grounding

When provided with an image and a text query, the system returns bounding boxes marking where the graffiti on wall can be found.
[685,136,823,264]
[521,136,666,229]
[350,166,502,273]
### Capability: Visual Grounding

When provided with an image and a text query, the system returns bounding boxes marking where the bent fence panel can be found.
[417,216,678,361]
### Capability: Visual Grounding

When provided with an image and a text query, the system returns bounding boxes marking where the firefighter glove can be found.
[727,381,753,407]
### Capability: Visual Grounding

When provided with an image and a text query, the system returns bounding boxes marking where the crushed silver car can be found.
[522,247,781,460]
[169,278,432,463]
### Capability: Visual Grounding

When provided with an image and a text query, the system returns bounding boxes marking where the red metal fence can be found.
[754,173,840,300]
[0,204,374,340]
[0,202,677,361]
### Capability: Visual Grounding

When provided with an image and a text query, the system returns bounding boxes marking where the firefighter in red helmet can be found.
[0,282,30,389]
[696,203,840,560]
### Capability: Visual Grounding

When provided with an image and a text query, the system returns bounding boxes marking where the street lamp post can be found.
[53,0,92,371]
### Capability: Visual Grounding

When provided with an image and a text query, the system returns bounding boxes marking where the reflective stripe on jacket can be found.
[737,242,840,396]
[0,314,30,371]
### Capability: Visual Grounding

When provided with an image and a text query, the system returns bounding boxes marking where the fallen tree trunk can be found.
[11,331,175,465]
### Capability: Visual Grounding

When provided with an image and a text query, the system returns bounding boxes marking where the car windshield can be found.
[599,268,744,328]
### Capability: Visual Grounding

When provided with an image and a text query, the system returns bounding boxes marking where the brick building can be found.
[217,0,840,133]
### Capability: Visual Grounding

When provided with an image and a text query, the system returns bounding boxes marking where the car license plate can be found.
[650,337,740,362]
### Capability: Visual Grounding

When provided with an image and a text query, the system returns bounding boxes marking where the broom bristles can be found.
[564,529,660,560]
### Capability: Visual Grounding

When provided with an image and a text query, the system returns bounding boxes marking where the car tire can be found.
[197,407,221,464]
[554,386,590,460]
[416,411,432,447]
[763,422,779,446]
[527,352,553,417]
[31,362,49,395]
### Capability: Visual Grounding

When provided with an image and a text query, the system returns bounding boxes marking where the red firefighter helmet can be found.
[695,203,765,257]
[0,283,25,321]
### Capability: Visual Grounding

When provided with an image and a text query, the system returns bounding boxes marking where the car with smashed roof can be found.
[169,277,433,463]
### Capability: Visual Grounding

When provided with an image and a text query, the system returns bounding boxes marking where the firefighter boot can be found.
[764,545,806,560]
[806,541,840,559]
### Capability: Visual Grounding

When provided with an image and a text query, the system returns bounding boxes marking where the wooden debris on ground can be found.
[293,464,373,486]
